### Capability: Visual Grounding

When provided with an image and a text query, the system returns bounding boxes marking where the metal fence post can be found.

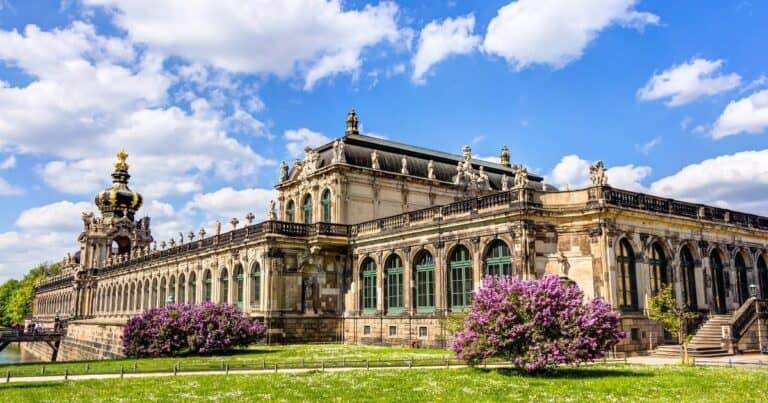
[321,361,325,372]
[225,363,229,375]
[366,359,369,370]
[64,368,68,381]
[120,366,124,379]
[85,363,89,374]
[5,370,9,383]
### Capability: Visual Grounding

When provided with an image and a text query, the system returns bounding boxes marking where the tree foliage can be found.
[123,302,266,357]
[451,274,625,372]
[0,262,61,326]
[647,284,697,362]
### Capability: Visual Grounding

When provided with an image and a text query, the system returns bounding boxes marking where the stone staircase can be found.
[654,315,732,358]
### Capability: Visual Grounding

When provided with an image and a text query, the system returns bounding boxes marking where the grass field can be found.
[0,344,450,377]
[1,364,768,402]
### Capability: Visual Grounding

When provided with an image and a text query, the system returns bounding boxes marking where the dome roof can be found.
[95,149,143,220]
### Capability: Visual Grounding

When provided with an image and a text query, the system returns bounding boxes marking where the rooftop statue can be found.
[589,161,608,186]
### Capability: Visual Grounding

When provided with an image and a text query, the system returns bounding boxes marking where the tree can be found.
[0,279,21,326]
[451,274,625,373]
[1,262,62,325]
[647,284,697,364]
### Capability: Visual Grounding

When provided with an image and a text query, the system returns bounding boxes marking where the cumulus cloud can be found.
[483,0,658,69]
[649,150,768,214]
[0,155,16,169]
[635,136,662,155]
[711,89,768,139]
[638,58,741,106]
[0,23,273,199]
[284,128,331,159]
[411,14,480,84]
[83,0,405,90]
[185,187,278,222]
[546,154,651,191]
[0,177,23,196]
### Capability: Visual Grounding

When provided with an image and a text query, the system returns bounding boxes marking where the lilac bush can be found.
[123,302,266,357]
[451,274,625,372]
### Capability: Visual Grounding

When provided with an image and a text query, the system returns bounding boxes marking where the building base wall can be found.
[265,315,344,344]
[617,314,666,354]
[342,315,451,349]
[21,319,126,362]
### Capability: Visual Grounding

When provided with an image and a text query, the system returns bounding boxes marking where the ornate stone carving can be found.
[280,160,289,182]
[476,166,491,190]
[215,220,221,236]
[501,173,510,191]
[513,165,528,189]
[371,150,380,170]
[589,161,608,186]
[427,160,435,179]
[268,200,278,220]
[332,138,346,164]
[400,155,408,175]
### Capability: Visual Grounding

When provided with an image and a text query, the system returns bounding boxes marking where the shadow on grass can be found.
[474,366,652,379]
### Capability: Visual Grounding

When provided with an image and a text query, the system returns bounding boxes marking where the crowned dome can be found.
[94,149,143,220]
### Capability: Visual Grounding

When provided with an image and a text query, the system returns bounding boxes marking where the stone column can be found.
[403,251,412,313]
[434,244,446,314]
[376,253,384,313]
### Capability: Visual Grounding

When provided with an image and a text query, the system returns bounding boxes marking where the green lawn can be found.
[1,364,767,402]
[0,344,450,377]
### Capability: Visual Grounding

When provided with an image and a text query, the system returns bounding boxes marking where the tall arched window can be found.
[159,277,167,307]
[251,262,261,308]
[414,251,435,313]
[758,256,768,299]
[203,270,212,302]
[484,240,511,276]
[151,279,158,308]
[178,274,186,304]
[286,200,295,222]
[302,194,313,224]
[449,246,473,310]
[321,189,332,222]
[710,251,727,314]
[617,239,638,311]
[220,268,229,304]
[169,276,176,305]
[649,243,669,294]
[680,246,698,310]
[143,279,150,309]
[735,253,749,304]
[361,258,377,313]
[189,272,197,303]
[136,282,142,311]
[234,265,244,310]
[385,255,403,314]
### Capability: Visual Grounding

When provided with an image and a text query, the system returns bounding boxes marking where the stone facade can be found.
[31,111,768,361]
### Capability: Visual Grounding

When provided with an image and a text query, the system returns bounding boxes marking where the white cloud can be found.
[0,177,23,195]
[483,0,658,69]
[637,58,741,106]
[546,154,650,191]
[741,75,768,94]
[649,150,768,214]
[0,200,95,281]
[411,14,480,84]
[185,187,277,222]
[83,0,405,90]
[0,155,15,169]
[710,89,768,139]
[284,128,331,159]
[635,136,662,155]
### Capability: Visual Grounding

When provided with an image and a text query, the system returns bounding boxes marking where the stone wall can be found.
[343,315,450,349]
[617,314,667,354]
[736,319,768,353]
[22,319,125,362]
[266,316,343,344]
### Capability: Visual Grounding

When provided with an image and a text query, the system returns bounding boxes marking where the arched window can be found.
[361,258,377,313]
[286,200,295,222]
[302,194,313,224]
[203,270,212,302]
[143,279,150,309]
[385,255,403,314]
[251,262,261,308]
[484,240,511,276]
[136,282,142,311]
[122,285,128,312]
[735,253,749,304]
[649,243,669,294]
[449,246,473,310]
[680,246,698,310]
[617,239,638,311]
[321,189,332,222]
[189,272,197,304]
[159,277,167,307]
[414,251,435,313]
[710,251,727,314]
[758,256,768,299]
[169,276,176,305]
[235,265,244,310]
[220,268,229,304]
[178,274,186,304]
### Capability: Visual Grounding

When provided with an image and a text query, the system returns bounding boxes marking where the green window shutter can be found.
[361,259,377,313]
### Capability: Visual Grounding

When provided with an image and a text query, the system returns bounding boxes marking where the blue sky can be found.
[0,0,767,281]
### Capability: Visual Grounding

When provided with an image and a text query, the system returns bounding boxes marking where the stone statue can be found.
[215,220,221,236]
[427,160,435,179]
[462,145,471,162]
[332,138,346,164]
[513,165,528,189]
[188,231,195,241]
[198,227,206,240]
[589,161,608,186]
[454,160,464,185]
[169,238,176,248]
[400,155,408,175]
[280,160,289,181]
[268,200,278,220]
[501,173,510,191]
[371,150,380,170]
[477,166,490,190]
[557,252,570,276]
[178,232,184,245]
[245,212,255,225]
[230,217,239,230]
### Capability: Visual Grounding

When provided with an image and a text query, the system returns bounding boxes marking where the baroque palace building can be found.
[32,110,768,360]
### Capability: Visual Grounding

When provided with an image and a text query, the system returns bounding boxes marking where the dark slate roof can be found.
[306,133,542,190]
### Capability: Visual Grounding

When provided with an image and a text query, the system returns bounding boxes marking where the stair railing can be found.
[730,297,757,342]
